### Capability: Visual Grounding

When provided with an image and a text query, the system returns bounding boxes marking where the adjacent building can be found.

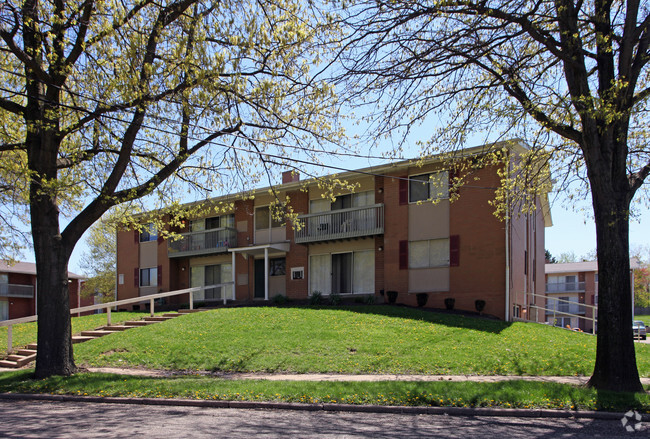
[116,140,552,321]
[0,261,87,321]
[544,259,640,332]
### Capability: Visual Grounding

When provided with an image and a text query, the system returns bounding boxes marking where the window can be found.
[118,274,124,285]
[409,171,449,203]
[139,267,158,287]
[255,205,284,230]
[139,223,157,242]
[269,258,286,276]
[191,264,232,300]
[409,239,450,269]
[0,300,7,321]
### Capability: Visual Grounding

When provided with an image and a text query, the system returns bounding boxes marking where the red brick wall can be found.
[116,228,139,302]
[234,199,254,300]
[382,172,409,297]
[286,190,309,299]
[449,164,507,319]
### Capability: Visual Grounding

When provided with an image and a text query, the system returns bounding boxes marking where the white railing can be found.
[294,204,384,243]
[0,283,233,354]
[0,284,35,298]
[545,281,586,293]
[516,292,597,334]
[168,227,237,258]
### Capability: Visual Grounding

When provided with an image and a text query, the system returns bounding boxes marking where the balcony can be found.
[0,284,35,298]
[168,228,237,258]
[545,281,586,293]
[294,204,384,244]
[545,301,586,315]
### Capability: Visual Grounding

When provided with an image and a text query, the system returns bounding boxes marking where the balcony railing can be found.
[545,300,586,315]
[294,204,384,244]
[168,227,237,258]
[0,284,35,298]
[545,281,586,293]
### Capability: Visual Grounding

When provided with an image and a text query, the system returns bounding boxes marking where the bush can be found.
[444,297,455,310]
[329,292,342,306]
[364,294,376,305]
[309,291,323,305]
[475,299,486,313]
[272,294,287,305]
[386,290,398,304]
[416,293,428,307]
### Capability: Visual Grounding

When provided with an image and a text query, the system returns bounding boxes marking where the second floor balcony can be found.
[294,204,384,244]
[0,283,35,298]
[168,227,237,258]
[545,281,586,293]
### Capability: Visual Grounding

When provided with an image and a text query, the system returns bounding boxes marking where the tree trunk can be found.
[587,188,643,392]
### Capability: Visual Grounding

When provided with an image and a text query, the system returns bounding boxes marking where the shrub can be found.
[416,293,428,307]
[475,299,486,313]
[364,294,376,305]
[330,292,342,306]
[444,297,455,310]
[309,291,323,305]
[272,294,287,305]
[386,290,398,304]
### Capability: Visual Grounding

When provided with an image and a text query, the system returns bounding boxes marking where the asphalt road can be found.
[1,400,648,438]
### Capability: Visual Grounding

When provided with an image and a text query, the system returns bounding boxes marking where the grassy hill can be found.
[71,306,650,377]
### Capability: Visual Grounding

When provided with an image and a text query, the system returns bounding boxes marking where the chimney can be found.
[282,170,300,184]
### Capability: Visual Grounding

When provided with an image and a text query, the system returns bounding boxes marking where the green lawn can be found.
[636,315,650,325]
[0,311,158,356]
[1,370,649,412]
[71,306,650,377]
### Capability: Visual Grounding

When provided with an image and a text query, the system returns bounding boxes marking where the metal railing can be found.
[168,227,237,258]
[545,281,586,293]
[515,292,597,334]
[0,283,234,354]
[0,283,35,298]
[294,204,384,243]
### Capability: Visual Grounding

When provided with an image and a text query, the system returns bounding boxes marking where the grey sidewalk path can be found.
[86,367,650,386]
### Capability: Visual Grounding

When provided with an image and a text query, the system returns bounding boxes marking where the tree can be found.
[634,266,650,308]
[336,0,650,391]
[545,250,557,264]
[0,0,338,377]
[80,217,117,303]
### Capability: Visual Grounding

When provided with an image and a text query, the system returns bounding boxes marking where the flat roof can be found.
[546,258,642,274]
[0,261,84,280]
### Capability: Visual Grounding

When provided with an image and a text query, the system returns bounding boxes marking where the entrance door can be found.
[332,253,352,294]
[254,259,265,299]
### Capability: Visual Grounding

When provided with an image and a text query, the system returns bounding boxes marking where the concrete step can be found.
[143,316,174,322]
[27,343,38,350]
[124,320,157,326]
[5,353,36,367]
[178,309,202,313]
[163,313,183,318]
[72,335,96,343]
[0,359,18,368]
[80,330,114,337]
[100,325,132,331]
[16,349,37,356]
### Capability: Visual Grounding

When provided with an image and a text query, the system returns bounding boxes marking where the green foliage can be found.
[1,372,649,412]
[272,294,287,305]
[329,292,342,306]
[71,307,650,377]
[475,300,486,313]
[309,291,323,305]
[80,216,117,303]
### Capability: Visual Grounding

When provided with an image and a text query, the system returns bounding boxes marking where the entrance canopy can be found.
[228,243,290,300]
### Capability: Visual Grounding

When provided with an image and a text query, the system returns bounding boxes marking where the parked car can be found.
[633,320,647,340]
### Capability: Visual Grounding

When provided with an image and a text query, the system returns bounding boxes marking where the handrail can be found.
[518,292,597,334]
[1,283,233,354]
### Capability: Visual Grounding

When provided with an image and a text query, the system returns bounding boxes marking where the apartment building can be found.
[0,261,87,321]
[544,259,640,332]
[116,141,551,321]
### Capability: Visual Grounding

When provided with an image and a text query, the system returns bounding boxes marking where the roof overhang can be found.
[228,243,290,259]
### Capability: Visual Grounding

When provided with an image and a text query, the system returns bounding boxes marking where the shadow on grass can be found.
[308,304,514,334]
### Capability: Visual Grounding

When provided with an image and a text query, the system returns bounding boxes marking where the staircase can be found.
[0,310,200,369]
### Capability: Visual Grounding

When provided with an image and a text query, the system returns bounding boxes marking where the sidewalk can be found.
[86,367,650,386]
